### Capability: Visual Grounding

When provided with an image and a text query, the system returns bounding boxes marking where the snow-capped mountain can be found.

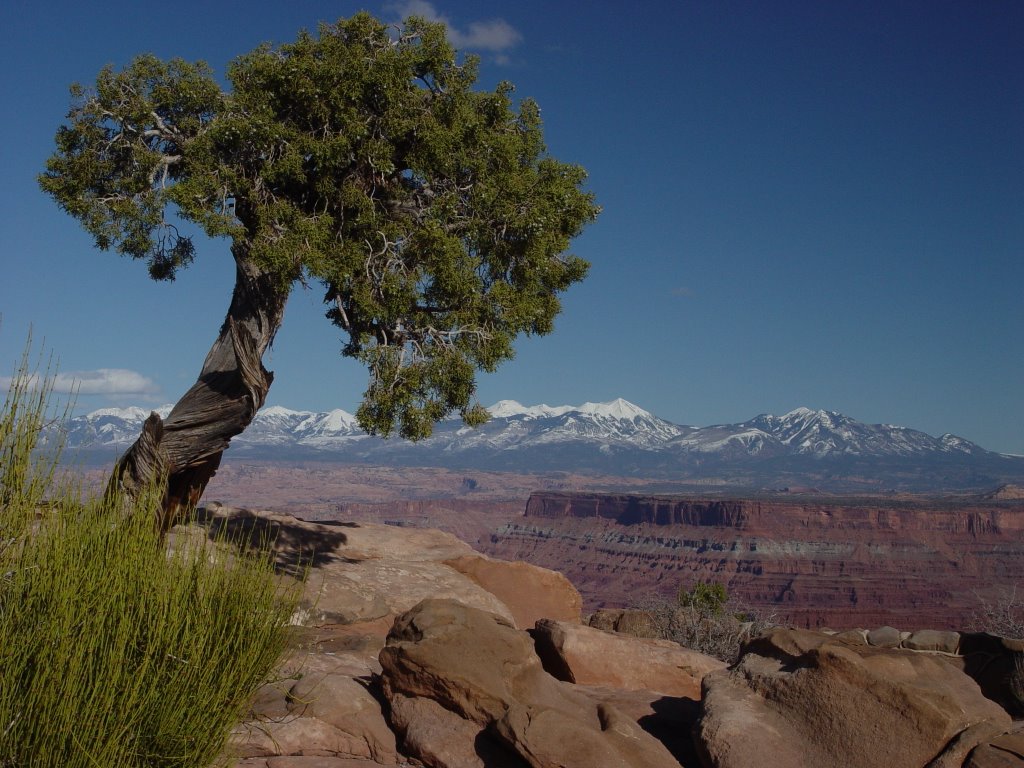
[59,400,1022,490]
[669,407,986,460]
[236,406,362,448]
[446,398,685,452]
[61,400,994,458]
[62,404,174,448]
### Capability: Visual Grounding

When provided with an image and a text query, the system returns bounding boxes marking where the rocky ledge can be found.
[182,506,1024,768]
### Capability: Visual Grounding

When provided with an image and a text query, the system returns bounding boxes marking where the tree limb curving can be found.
[109,247,288,530]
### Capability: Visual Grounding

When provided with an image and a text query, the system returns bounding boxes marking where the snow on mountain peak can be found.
[60,398,1002,479]
[488,400,529,417]
[260,405,310,418]
[487,400,574,419]
[487,398,653,421]
[320,408,358,430]
[85,404,173,420]
[577,398,652,420]
[782,406,819,420]
[85,406,150,420]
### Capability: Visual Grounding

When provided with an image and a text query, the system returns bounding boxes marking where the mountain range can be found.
[61,399,1024,491]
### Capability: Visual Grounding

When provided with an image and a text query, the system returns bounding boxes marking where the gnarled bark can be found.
[109,246,290,530]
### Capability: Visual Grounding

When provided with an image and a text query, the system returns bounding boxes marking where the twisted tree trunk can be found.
[109,245,290,530]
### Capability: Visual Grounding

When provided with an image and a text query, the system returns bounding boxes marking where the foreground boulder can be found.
[587,607,662,638]
[379,599,680,768]
[697,628,1012,768]
[531,618,725,699]
[958,632,1024,718]
[443,554,582,629]
[197,506,583,765]
[576,685,702,766]
[234,652,397,764]
[963,729,1024,767]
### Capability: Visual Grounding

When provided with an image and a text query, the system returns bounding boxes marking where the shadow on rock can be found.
[197,504,354,574]
[642,695,701,766]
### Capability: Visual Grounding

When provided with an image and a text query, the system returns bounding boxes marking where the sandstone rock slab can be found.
[697,628,1012,768]
[387,693,530,768]
[379,599,680,768]
[307,557,514,626]
[866,625,902,647]
[576,685,701,766]
[587,608,661,638]
[531,618,725,699]
[965,729,1024,767]
[959,632,1024,717]
[905,628,960,653]
[443,554,582,629]
[235,759,394,767]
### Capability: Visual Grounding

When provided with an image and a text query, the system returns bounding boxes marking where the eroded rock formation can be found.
[483,492,1024,629]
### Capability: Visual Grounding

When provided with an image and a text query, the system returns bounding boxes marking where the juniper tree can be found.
[40,13,598,528]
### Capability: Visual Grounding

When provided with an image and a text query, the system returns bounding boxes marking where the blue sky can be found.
[1,0,1022,453]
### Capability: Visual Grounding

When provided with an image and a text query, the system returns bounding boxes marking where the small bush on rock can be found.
[634,581,775,663]
[678,580,729,616]
[972,586,1024,640]
[968,587,1024,712]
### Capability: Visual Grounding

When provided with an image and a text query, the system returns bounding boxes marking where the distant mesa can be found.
[983,483,1024,500]
[488,490,1024,630]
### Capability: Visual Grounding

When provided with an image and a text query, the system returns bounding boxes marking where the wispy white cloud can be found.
[449,19,521,54]
[0,369,161,396]
[386,1,522,62]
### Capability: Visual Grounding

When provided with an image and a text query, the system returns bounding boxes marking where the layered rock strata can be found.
[483,492,1024,629]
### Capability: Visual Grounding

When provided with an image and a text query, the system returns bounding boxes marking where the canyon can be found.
[211,505,1024,768]
[482,491,1024,630]
[188,458,1024,631]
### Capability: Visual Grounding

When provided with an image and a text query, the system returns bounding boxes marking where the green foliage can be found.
[0,342,67,512]
[677,581,729,617]
[40,12,599,440]
[0,352,296,767]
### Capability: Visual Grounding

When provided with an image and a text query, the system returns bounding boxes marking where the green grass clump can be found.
[0,347,297,767]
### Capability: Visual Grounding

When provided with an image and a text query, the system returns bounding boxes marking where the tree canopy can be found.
[41,13,598,440]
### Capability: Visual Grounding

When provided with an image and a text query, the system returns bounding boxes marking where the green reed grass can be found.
[0,346,297,767]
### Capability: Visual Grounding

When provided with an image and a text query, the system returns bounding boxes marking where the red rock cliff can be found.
[483,492,1024,630]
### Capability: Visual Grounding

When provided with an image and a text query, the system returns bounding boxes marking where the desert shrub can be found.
[634,580,776,663]
[678,581,729,616]
[0,347,297,767]
[971,587,1024,712]
[972,586,1024,640]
